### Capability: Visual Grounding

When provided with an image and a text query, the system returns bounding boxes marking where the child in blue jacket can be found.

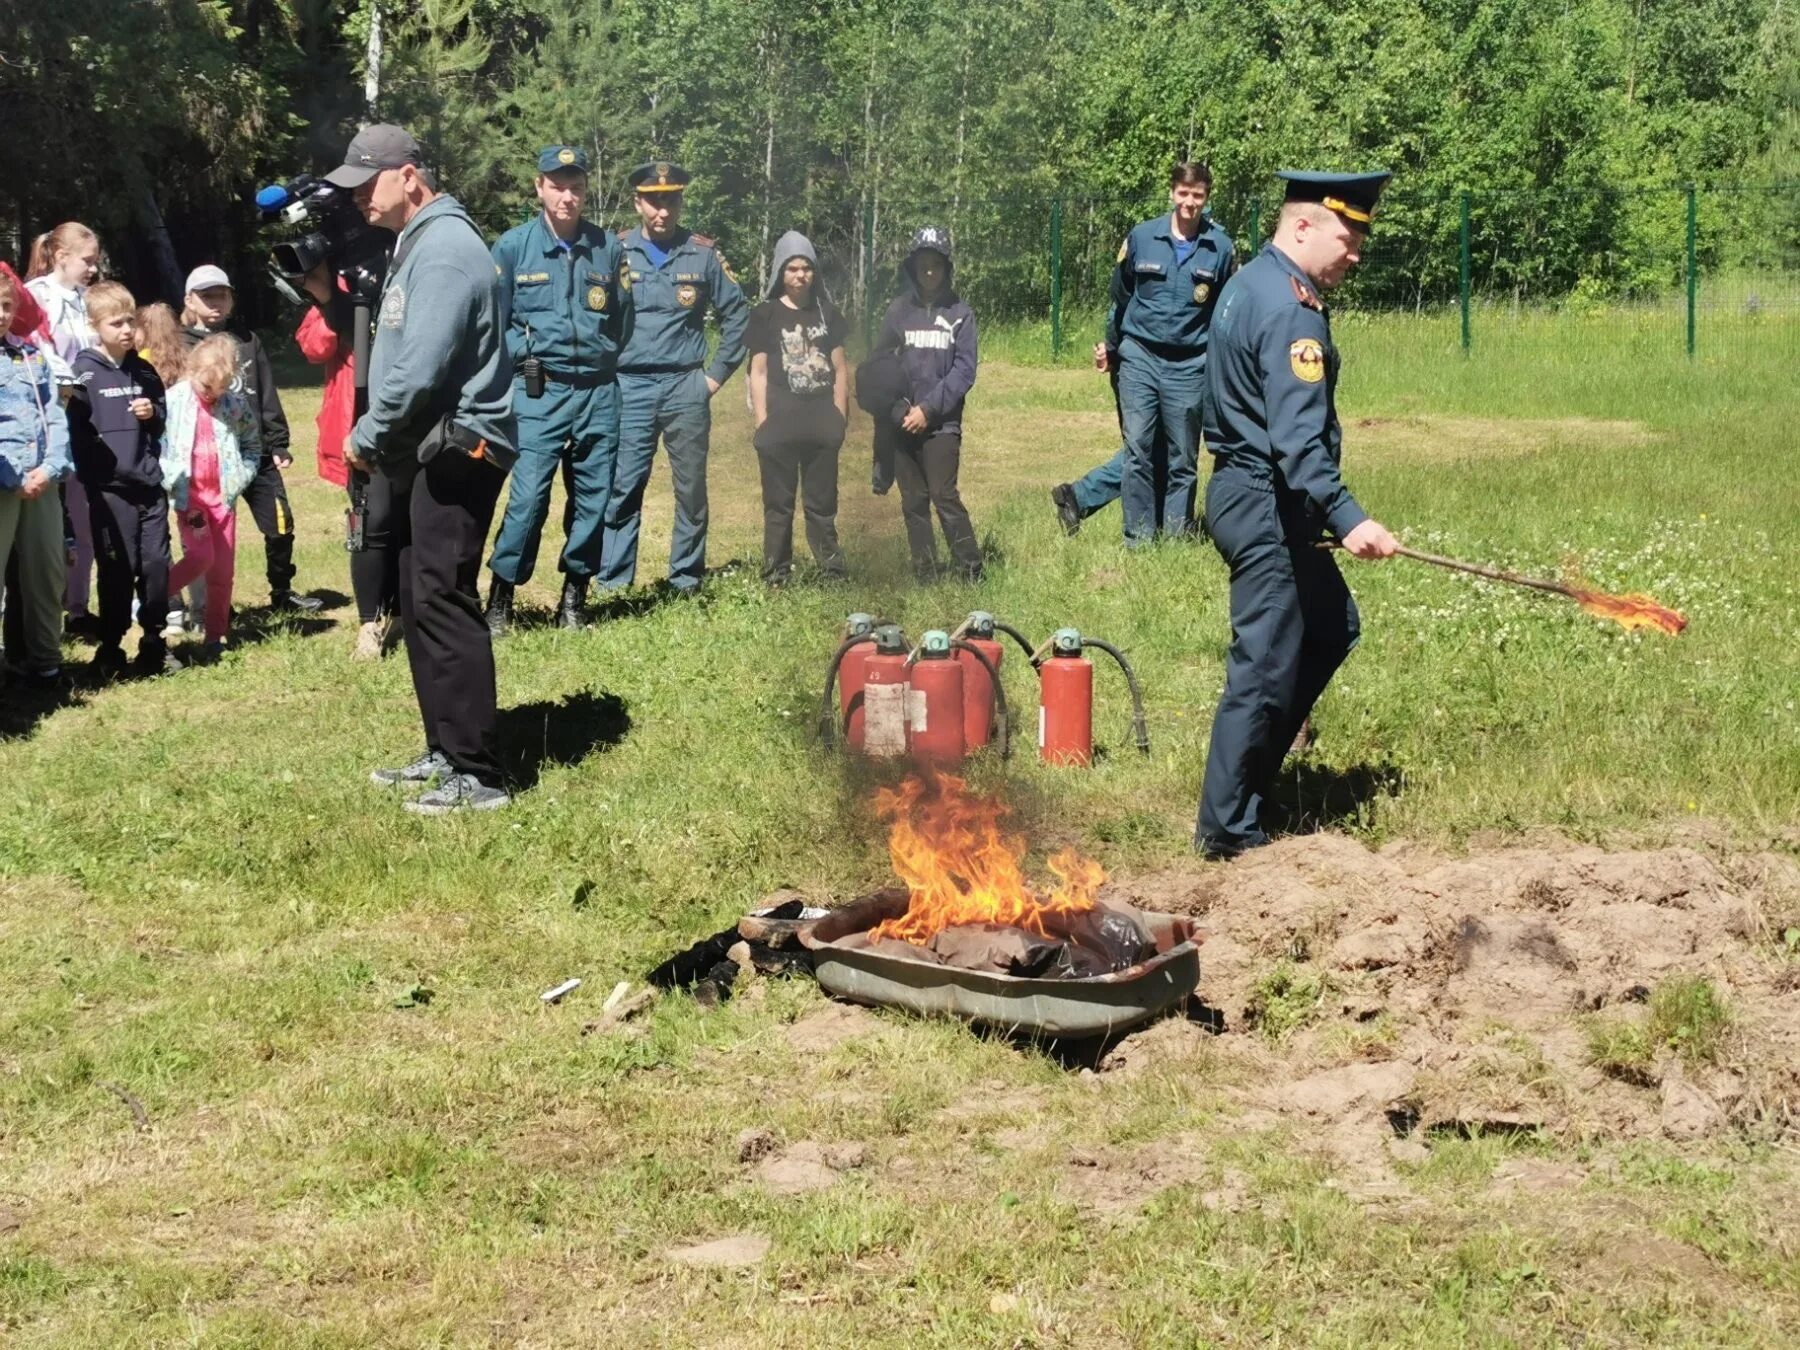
[0,271,74,686]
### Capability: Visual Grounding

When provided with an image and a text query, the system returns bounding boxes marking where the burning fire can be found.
[868,773,1105,945]
[1571,588,1688,636]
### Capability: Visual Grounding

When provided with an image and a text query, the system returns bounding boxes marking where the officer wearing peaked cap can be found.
[1195,169,1400,860]
[598,160,749,594]
[484,144,629,632]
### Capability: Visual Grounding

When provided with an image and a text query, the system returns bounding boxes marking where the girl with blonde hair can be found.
[161,334,261,656]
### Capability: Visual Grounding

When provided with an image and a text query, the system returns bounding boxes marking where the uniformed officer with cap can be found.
[598,161,749,594]
[1097,160,1237,545]
[1195,169,1400,859]
[484,144,629,632]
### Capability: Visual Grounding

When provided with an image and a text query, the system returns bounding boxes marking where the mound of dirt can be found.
[1100,834,1800,1159]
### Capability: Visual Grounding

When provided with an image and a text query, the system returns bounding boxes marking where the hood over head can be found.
[766,230,827,302]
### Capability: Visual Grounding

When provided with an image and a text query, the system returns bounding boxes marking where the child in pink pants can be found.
[162,334,260,656]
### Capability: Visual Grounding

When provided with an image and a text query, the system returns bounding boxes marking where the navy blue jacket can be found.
[877,249,978,436]
[616,226,748,384]
[1202,243,1366,540]
[1107,212,1237,355]
[67,347,166,493]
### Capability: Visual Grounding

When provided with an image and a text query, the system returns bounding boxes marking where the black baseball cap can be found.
[325,124,426,189]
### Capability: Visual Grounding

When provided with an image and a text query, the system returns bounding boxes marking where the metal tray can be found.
[798,889,1200,1038]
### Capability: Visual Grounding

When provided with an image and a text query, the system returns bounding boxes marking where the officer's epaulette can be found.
[690,232,715,248]
[1289,275,1323,312]
[616,228,632,241]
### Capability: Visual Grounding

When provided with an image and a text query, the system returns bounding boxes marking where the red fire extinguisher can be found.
[858,624,912,757]
[906,630,965,766]
[950,611,1036,751]
[821,618,909,755]
[837,612,876,750]
[1034,628,1151,767]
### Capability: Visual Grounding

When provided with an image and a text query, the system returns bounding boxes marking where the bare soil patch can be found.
[1100,833,1800,1159]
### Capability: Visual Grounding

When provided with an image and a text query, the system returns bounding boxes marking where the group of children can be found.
[0,221,319,687]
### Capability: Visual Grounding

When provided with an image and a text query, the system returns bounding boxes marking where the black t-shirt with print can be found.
[747,295,848,448]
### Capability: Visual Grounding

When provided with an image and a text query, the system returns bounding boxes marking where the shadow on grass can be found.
[0,671,96,739]
[581,568,752,626]
[1264,758,1405,837]
[499,689,632,790]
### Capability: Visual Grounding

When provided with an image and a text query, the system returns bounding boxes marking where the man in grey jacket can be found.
[330,124,520,815]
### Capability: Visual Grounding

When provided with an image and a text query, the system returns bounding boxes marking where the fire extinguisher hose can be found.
[1082,638,1151,755]
[992,620,1039,664]
[949,637,1009,761]
[817,634,877,749]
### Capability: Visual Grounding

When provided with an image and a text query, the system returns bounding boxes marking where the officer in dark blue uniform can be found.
[599,161,749,594]
[1194,170,1400,859]
[1099,161,1236,545]
[485,145,629,632]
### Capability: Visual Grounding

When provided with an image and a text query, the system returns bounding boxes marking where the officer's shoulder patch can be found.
[1289,337,1325,383]
[1289,275,1322,312]
[1116,238,1128,264]
[717,251,738,284]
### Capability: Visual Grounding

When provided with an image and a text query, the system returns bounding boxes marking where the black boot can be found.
[484,577,515,636]
[270,590,323,613]
[557,576,588,630]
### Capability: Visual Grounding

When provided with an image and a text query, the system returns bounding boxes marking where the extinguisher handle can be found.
[949,637,1009,761]
[818,634,877,749]
[1082,637,1151,755]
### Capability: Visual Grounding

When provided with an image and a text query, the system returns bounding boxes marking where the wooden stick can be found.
[1324,541,1578,599]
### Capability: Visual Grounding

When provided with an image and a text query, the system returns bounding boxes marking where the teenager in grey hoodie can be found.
[745,230,849,583]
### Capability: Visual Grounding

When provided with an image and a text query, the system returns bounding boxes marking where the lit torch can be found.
[1331,543,1687,636]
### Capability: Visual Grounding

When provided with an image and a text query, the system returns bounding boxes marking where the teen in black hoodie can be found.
[875,226,983,581]
[179,267,319,612]
[67,284,175,673]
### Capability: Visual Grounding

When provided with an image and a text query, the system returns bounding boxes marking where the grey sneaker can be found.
[351,619,384,662]
[403,773,511,816]
[370,749,451,787]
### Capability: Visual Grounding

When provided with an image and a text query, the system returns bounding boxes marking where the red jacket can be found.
[295,305,353,487]
[3,261,50,342]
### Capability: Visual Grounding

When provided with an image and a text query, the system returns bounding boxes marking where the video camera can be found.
[254,174,392,305]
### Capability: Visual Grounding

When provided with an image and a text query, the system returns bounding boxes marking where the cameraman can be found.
[296,264,400,660]
[326,124,519,816]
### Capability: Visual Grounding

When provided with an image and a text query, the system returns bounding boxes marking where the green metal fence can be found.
[831,183,1800,363]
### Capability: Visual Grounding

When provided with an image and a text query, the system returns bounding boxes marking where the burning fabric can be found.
[840,773,1155,978]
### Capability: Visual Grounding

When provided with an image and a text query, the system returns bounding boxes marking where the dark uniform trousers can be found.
[1196,463,1359,853]
[242,456,299,597]
[387,450,507,785]
[884,424,982,577]
[88,485,170,647]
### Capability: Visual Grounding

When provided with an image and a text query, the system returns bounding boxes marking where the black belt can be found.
[617,363,701,376]
[521,366,614,389]
[1121,335,1204,362]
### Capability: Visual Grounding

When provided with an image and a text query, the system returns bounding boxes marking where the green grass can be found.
[1586,974,1735,1082]
[1,309,1798,1344]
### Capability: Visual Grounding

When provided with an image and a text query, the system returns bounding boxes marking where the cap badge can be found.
[558,148,576,165]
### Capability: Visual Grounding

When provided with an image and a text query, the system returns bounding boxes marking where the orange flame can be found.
[1571,589,1688,636]
[868,773,1105,945]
